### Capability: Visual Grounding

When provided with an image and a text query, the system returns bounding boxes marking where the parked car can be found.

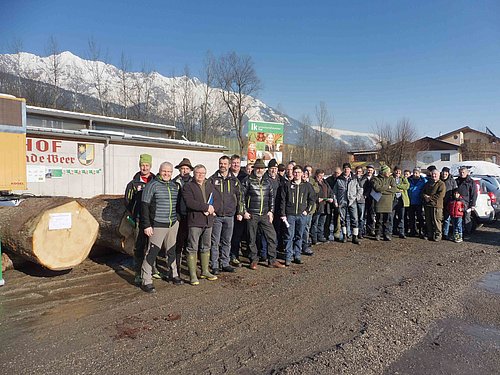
[476,175,500,217]
[470,177,495,229]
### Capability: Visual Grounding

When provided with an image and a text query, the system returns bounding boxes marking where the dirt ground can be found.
[1,222,499,375]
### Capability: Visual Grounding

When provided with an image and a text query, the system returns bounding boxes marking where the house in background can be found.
[437,126,500,164]
[412,137,462,169]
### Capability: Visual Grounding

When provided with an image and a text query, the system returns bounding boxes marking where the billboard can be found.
[247,120,284,164]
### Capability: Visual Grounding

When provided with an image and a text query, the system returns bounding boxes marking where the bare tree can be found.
[129,64,157,122]
[86,38,110,115]
[315,101,332,143]
[8,38,25,97]
[375,118,418,168]
[214,51,261,156]
[118,52,132,118]
[177,65,198,139]
[199,51,221,142]
[44,36,63,108]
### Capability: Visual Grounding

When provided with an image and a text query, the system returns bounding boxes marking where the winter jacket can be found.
[394,176,410,207]
[355,175,369,204]
[173,174,193,217]
[448,198,465,218]
[408,176,428,205]
[456,175,478,209]
[124,171,155,220]
[208,171,243,216]
[333,174,363,207]
[441,175,458,204]
[422,179,446,209]
[241,173,275,215]
[372,175,400,213]
[182,180,221,228]
[362,174,375,200]
[141,176,179,229]
[314,177,332,214]
[279,180,315,217]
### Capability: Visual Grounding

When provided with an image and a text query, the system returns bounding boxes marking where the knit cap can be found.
[139,154,152,165]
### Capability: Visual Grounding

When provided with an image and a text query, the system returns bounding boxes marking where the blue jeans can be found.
[311,213,327,242]
[442,210,451,238]
[284,215,307,261]
[452,217,463,238]
[356,203,365,235]
[302,214,313,252]
[210,216,234,268]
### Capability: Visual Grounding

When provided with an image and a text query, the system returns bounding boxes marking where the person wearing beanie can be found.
[261,158,285,258]
[440,166,458,240]
[173,157,194,278]
[372,165,400,241]
[124,154,157,285]
[241,159,285,270]
[277,163,286,178]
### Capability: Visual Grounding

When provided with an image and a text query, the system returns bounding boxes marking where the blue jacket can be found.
[408,176,427,205]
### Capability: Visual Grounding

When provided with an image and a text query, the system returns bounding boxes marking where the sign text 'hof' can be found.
[26,138,96,166]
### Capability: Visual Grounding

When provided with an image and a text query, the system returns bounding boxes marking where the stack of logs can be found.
[0,196,135,271]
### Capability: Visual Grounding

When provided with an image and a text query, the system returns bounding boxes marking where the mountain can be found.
[0,51,377,148]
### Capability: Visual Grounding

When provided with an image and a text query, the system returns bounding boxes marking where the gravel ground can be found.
[0,221,499,375]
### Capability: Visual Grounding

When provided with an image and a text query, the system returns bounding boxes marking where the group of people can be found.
[125,153,478,293]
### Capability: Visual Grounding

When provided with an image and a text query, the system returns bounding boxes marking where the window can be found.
[440,153,450,161]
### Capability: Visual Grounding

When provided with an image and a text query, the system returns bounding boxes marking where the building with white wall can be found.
[18,106,226,198]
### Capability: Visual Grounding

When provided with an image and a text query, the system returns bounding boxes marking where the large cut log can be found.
[79,195,135,256]
[0,198,99,270]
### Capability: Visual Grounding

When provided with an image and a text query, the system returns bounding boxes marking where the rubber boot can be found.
[187,253,199,286]
[133,255,142,285]
[352,234,360,245]
[200,251,218,281]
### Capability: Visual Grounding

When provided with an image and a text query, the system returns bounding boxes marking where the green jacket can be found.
[372,175,400,213]
[395,176,410,207]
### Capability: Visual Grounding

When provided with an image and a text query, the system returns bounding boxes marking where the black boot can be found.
[352,235,361,245]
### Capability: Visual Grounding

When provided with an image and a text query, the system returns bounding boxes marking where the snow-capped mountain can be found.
[0,51,377,148]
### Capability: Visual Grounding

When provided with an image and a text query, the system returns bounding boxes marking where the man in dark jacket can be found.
[333,163,363,244]
[140,161,180,293]
[311,169,333,244]
[456,166,478,235]
[407,167,428,237]
[209,156,243,274]
[363,165,376,236]
[124,154,155,285]
[325,167,342,241]
[260,159,284,259]
[279,165,315,266]
[229,154,248,266]
[441,166,458,239]
[241,159,285,270]
[183,164,221,286]
[173,158,193,275]
[354,166,368,238]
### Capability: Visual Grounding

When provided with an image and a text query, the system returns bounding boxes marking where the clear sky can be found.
[1,0,499,137]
